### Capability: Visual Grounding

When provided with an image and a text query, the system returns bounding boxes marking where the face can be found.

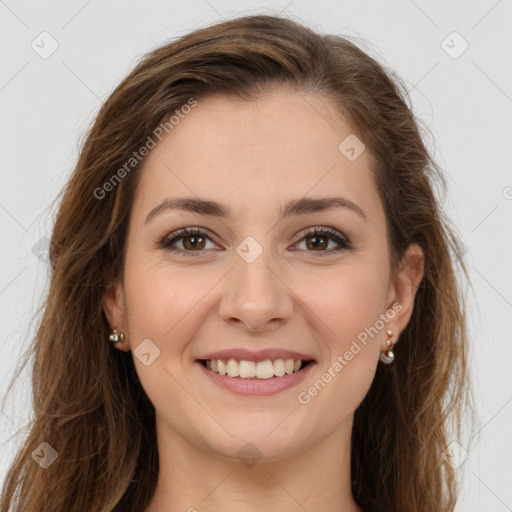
[104,89,423,462]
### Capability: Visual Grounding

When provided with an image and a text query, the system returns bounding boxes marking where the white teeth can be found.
[256,360,274,379]
[239,360,256,378]
[203,358,309,379]
[217,359,227,375]
[273,358,285,377]
[226,358,238,377]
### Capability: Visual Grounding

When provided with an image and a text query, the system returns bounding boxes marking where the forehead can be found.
[132,90,383,226]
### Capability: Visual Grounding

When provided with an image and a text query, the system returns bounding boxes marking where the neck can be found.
[144,414,362,512]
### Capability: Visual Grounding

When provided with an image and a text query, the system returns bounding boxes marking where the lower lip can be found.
[196,361,316,396]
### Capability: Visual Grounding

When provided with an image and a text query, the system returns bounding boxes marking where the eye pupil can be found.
[160,226,350,258]
[183,235,205,250]
[306,235,328,250]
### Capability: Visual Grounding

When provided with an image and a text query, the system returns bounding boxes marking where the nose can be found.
[218,249,294,333]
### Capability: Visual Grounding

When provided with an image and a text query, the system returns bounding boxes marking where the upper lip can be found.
[198,348,316,363]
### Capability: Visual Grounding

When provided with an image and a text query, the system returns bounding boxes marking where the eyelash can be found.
[158,226,352,258]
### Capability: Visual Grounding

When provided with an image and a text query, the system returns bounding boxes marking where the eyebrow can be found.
[144,195,368,224]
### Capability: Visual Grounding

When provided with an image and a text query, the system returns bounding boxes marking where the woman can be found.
[0,13,474,512]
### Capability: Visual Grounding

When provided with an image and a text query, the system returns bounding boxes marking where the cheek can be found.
[295,271,384,415]
[297,262,387,345]
[296,263,385,392]
[123,250,209,342]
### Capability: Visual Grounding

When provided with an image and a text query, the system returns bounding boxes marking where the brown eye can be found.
[159,226,352,258]
[293,227,352,256]
[160,228,218,256]
[181,234,206,250]
[305,234,329,250]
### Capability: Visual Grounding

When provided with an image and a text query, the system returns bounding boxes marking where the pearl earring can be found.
[379,329,395,364]
[108,328,125,345]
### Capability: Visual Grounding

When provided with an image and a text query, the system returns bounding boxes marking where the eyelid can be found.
[290,226,352,254]
[158,225,352,256]
[159,227,222,252]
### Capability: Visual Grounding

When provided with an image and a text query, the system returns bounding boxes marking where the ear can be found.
[383,243,425,349]
[102,279,130,352]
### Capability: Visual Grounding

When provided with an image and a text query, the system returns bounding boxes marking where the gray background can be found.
[1,1,511,510]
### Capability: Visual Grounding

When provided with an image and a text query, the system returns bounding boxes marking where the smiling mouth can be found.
[198,358,315,379]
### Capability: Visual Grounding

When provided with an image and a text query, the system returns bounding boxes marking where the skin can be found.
[103,88,424,512]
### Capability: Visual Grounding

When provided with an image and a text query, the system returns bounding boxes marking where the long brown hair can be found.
[1,13,475,512]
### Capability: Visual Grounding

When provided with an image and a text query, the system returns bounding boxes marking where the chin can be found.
[215,438,303,466]
[203,419,310,465]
